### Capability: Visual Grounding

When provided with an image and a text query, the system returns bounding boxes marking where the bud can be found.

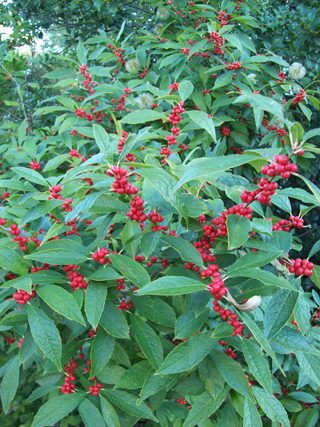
[153,24,164,36]
[135,93,155,110]
[288,62,306,80]
[156,7,170,21]
[225,291,261,312]
[274,117,284,129]
[125,58,141,73]
[247,73,257,84]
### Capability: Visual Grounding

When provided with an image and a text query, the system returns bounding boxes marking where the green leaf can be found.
[99,301,130,339]
[109,254,150,288]
[226,215,251,249]
[227,250,282,276]
[79,398,106,427]
[88,268,122,281]
[137,167,187,218]
[228,268,297,291]
[90,329,115,378]
[296,352,320,388]
[27,304,62,370]
[32,392,86,427]
[211,322,234,339]
[137,276,206,296]
[26,385,59,403]
[115,360,152,390]
[139,371,177,402]
[25,239,88,265]
[122,110,166,124]
[272,327,319,355]
[187,110,216,141]
[175,309,209,339]
[100,396,121,427]
[237,311,284,374]
[294,293,311,334]
[93,124,114,163]
[264,289,298,339]
[178,81,194,101]
[210,350,254,401]
[20,330,37,363]
[243,397,262,427]
[20,199,64,225]
[12,167,48,186]
[0,355,20,414]
[42,68,75,79]
[130,295,176,328]
[182,386,230,427]
[213,71,233,89]
[37,285,85,325]
[77,41,87,64]
[302,128,320,142]
[140,230,162,259]
[242,339,272,395]
[252,386,290,427]
[130,315,163,369]
[173,155,259,191]
[103,389,158,422]
[157,331,217,375]
[85,281,107,329]
[160,235,204,268]
[309,240,320,258]
[235,93,283,117]
[295,174,320,206]
[0,245,27,275]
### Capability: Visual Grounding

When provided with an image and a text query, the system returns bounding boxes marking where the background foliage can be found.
[0,0,320,426]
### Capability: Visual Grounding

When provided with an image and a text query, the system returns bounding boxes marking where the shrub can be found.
[0,1,320,426]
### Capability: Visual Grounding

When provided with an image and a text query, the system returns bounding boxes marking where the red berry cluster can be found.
[10,224,29,252]
[29,160,41,170]
[118,130,128,153]
[61,359,78,394]
[148,210,168,232]
[146,256,158,268]
[261,155,298,179]
[213,300,244,336]
[225,61,241,70]
[62,198,73,212]
[209,205,252,238]
[107,166,138,195]
[292,89,305,105]
[89,383,103,396]
[273,216,304,231]
[241,179,278,205]
[127,196,147,222]
[181,47,190,55]
[118,299,134,311]
[287,259,314,277]
[18,337,23,348]
[13,288,37,305]
[208,31,224,56]
[200,263,219,277]
[64,265,89,290]
[48,185,63,200]
[168,82,179,93]
[221,126,231,136]
[92,248,111,264]
[218,10,232,27]
[175,398,191,409]
[75,108,85,117]
[69,149,86,162]
[116,278,125,291]
[225,346,237,359]
[198,214,206,224]
[2,191,11,201]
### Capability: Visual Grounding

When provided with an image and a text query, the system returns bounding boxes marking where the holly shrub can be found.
[1,1,320,427]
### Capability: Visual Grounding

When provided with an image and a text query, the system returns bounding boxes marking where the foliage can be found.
[0,0,320,426]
